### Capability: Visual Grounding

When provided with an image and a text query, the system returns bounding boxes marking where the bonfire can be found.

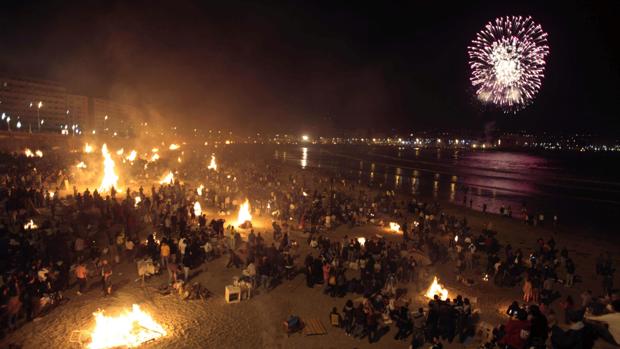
[193,201,202,216]
[23,219,38,230]
[207,154,217,170]
[126,150,137,162]
[98,144,119,193]
[236,199,252,228]
[159,171,174,185]
[357,237,366,246]
[425,276,449,301]
[87,304,167,349]
[197,184,204,196]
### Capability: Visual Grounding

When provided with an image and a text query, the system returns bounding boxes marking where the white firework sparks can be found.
[468,16,549,112]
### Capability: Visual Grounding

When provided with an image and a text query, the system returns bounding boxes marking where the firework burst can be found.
[468,16,549,112]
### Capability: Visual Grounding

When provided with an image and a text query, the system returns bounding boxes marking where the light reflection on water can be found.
[301,147,308,169]
[271,145,620,230]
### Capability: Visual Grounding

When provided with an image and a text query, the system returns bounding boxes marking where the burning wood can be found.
[207,154,217,170]
[169,143,180,150]
[98,144,119,193]
[236,199,252,227]
[126,150,137,162]
[425,276,449,301]
[87,304,167,349]
[24,219,38,230]
[159,171,174,185]
[357,237,366,246]
[193,201,202,216]
[388,222,401,233]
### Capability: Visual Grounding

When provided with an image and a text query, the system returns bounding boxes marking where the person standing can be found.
[101,259,113,296]
[75,261,88,295]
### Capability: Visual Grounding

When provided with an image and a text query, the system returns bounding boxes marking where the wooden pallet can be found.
[302,319,327,336]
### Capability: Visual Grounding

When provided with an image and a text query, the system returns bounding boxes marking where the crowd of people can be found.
[0,144,618,349]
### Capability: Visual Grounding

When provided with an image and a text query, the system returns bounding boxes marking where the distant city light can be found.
[302,135,309,141]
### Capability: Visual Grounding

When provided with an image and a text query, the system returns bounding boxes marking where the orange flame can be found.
[425,276,449,301]
[98,144,119,193]
[207,154,217,170]
[159,171,174,185]
[236,199,252,226]
[87,304,167,349]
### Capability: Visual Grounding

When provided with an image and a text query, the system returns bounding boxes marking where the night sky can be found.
[1,1,618,135]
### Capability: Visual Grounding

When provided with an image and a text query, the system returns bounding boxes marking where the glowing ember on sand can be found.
[76,161,87,169]
[425,276,449,301]
[207,154,217,170]
[197,184,204,196]
[159,171,174,185]
[389,222,401,233]
[126,150,137,162]
[24,219,38,230]
[236,199,252,226]
[84,143,94,153]
[98,144,119,193]
[193,202,202,216]
[87,304,167,349]
[168,143,180,150]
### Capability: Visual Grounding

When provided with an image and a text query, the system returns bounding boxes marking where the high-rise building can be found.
[0,75,144,135]
[0,75,69,130]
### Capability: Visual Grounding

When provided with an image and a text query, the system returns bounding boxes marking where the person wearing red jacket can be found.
[499,309,531,349]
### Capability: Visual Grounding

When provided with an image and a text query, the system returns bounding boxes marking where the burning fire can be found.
[116,148,124,156]
[151,147,159,153]
[207,154,217,170]
[150,153,160,162]
[389,222,401,233]
[197,184,204,196]
[134,196,142,207]
[98,144,119,193]
[87,304,167,349]
[177,156,182,163]
[193,202,202,216]
[84,143,94,153]
[24,219,38,230]
[126,150,137,162]
[76,161,87,169]
[425,276,449,301]
[168,143,180,150]
[24,148,43,158]
[236,199,252,226]
[357,237,366,246]
[159,171,174,185]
